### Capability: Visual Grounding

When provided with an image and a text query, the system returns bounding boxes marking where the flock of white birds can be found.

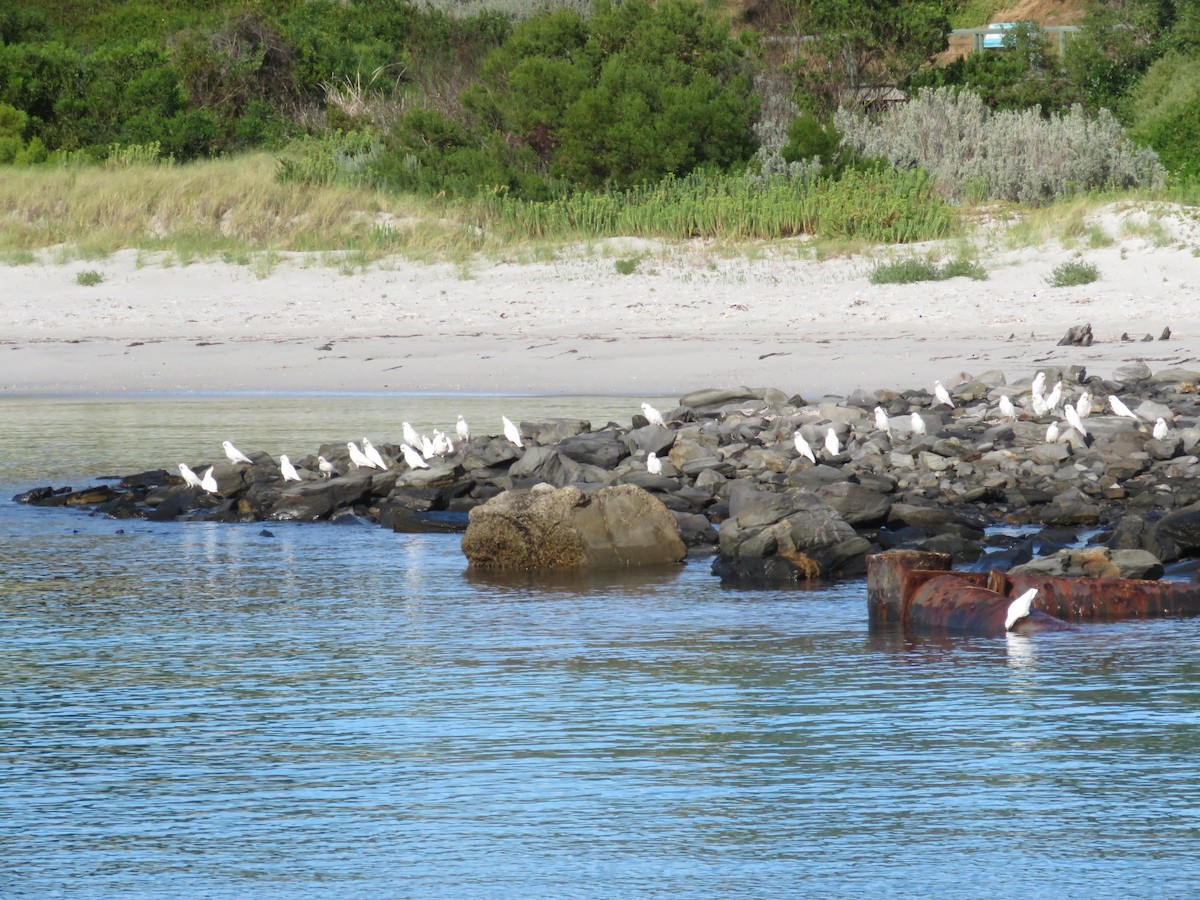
[177,413,527,496]
[794,372,1170,465]
[176,379,1172,497]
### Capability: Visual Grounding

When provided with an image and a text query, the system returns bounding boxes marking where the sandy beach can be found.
[4,204,1199,397]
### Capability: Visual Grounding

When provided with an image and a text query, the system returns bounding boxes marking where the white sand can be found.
[4,204,1199,397]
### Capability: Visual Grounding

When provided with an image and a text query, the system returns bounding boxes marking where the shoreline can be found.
[4,209,1199,397]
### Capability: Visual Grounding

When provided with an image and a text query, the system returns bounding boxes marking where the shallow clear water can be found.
[3,395,1199,898]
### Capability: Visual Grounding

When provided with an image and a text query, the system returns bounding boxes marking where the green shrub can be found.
[837,87,1166,205]
[614,257,639,275]
[75,270,104,286]
[1048,260,1099,287]
[437,0,758,196]
[908,21,1079,113]
[1126,52,1200,181]
[868,255,987,284]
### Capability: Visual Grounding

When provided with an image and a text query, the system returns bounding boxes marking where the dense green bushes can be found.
[370,0,758,197]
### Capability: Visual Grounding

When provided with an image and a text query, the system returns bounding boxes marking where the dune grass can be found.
[0,154,494,265]
[0,154,1193,271]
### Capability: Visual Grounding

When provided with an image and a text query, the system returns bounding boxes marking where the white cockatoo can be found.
[794,431,816,464]
[824,427,841,457]
[223,440,253,465]
[279,454,302,482]
[646,451,663,475]
[1108,395,1138,420]
[401,444,430,469]
[641,402,666,427]
[178,463,203,488]
[502,415,524,448]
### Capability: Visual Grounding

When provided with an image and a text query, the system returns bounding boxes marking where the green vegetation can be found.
[1048,259,1100,286]
[0,0,1197,263]
[75,269,103,285]
[868,255,987,284]
[614,257,640,275]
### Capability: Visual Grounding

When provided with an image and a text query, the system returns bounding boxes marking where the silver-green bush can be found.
[835,88,1166,205]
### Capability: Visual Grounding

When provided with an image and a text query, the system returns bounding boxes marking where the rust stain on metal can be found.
[869,549,1200,635]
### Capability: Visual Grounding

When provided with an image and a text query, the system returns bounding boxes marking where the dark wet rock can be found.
[620,424,676,456]
[1149,503,1200,562]
[672,511,719,549]
[816,482,892,526]
[508,446,589,488]
[462,484,685,570]
[557,431,629,468]
[267,474,375,521]
[13,485,69,504]
[1058,323,1093,346]
[460,438,521,470]
[527,418,590,445]
[1038,488,1102,526]
[713,483,869,583]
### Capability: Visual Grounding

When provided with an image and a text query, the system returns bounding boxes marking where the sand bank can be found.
[3,209,1198,397]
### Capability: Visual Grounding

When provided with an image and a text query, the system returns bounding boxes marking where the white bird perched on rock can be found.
[1076,391,1093,418]
[456,415,470,443]
[874,406,891,434]
[911,412,927,437]
[1031,371,1046,401]
[199,466,219,494]
[646,451,663,475]
[279,454,302,482]
[432,430,453,457]
[1045,380,1062,413]
[1064,404,1088,437]
[1005,588,1039,631]
[223,440,253,465]
[824,427,841,458]
[641,402,666,427]
[178,463,203,488]
[1109,394,1139,420]
[421,435,436,459]
[401,443,429,469]
[318,456,335,479]
[933,380,954,409]
[402,422,421,448]
[794,431,816,464]
[502,415,523,448]
[1153,417,1169,440]
[1030,392,1049,417]
[998,395,1017,421]
[363,438,388,470]
[347,441,376,469]
[1046,421,1060,442]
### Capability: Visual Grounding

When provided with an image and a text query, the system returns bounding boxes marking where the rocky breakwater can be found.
[18,362,1200,583]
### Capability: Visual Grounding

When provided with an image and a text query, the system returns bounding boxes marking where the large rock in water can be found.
[712,483,872,583]
[461,484,686,570]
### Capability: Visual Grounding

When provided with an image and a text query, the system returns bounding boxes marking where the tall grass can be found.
[0,154,957,259]
[0,154,489,261]
[475,168,957,244]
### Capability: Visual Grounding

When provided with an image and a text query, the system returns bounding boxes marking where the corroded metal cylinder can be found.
[1004,573,1200,621]
[866,550,952,626]
[906,575,1071,636]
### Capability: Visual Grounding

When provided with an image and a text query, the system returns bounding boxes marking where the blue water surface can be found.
[2,395,1198,898]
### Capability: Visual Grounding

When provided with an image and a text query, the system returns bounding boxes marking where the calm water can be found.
[2,395,1199,898]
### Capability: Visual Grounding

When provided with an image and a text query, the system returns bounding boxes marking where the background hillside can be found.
[1,0,1196,202]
